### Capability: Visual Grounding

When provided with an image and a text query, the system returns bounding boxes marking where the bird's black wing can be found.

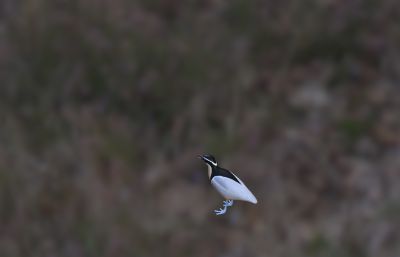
[211,167,241,184]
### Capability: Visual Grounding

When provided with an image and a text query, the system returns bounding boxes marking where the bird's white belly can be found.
[211,176,257,204]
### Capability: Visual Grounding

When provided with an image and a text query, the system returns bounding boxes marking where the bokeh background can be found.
[1,0,400,256]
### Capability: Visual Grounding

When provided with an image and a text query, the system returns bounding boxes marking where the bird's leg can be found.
[214,204,227,215]
[223,200,234,207]
[214,200,234,215]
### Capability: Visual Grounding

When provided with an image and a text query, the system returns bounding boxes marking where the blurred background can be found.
[1,0,400,256]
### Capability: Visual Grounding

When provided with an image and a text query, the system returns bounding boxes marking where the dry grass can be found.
[0,0,400,256]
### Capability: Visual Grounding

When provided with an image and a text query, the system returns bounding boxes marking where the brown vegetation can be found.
[0,0,400,256]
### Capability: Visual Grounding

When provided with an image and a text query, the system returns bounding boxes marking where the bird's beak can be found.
[197,155,204,160]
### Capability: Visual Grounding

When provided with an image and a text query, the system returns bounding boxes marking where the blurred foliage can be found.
[0,0,400,257]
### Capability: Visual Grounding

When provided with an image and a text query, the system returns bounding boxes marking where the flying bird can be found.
[199,154,257,215]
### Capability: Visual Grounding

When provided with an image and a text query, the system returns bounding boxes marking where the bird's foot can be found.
[223,200,234,207]
[214,200,234,215]
[214,205,227,215]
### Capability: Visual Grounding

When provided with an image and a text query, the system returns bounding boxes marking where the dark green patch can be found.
[337,119,371,141]
[306,233,331,256]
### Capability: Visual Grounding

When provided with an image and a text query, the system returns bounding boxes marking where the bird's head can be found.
[198,154,218,167]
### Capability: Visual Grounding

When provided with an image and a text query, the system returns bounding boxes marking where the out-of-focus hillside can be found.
[0,0,400,257]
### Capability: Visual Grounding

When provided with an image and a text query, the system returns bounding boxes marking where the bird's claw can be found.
[223,200,234,207]
[214,200,234,215]
[214,207,227,215]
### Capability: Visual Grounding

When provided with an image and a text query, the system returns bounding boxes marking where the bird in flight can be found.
[198,154,257,215]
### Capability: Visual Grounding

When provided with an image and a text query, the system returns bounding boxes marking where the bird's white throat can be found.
[206,163,212,178]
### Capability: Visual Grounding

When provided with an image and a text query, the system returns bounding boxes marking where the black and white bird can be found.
[199,154,257,215]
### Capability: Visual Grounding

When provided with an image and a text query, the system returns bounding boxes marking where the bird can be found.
[198,154,257,215]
